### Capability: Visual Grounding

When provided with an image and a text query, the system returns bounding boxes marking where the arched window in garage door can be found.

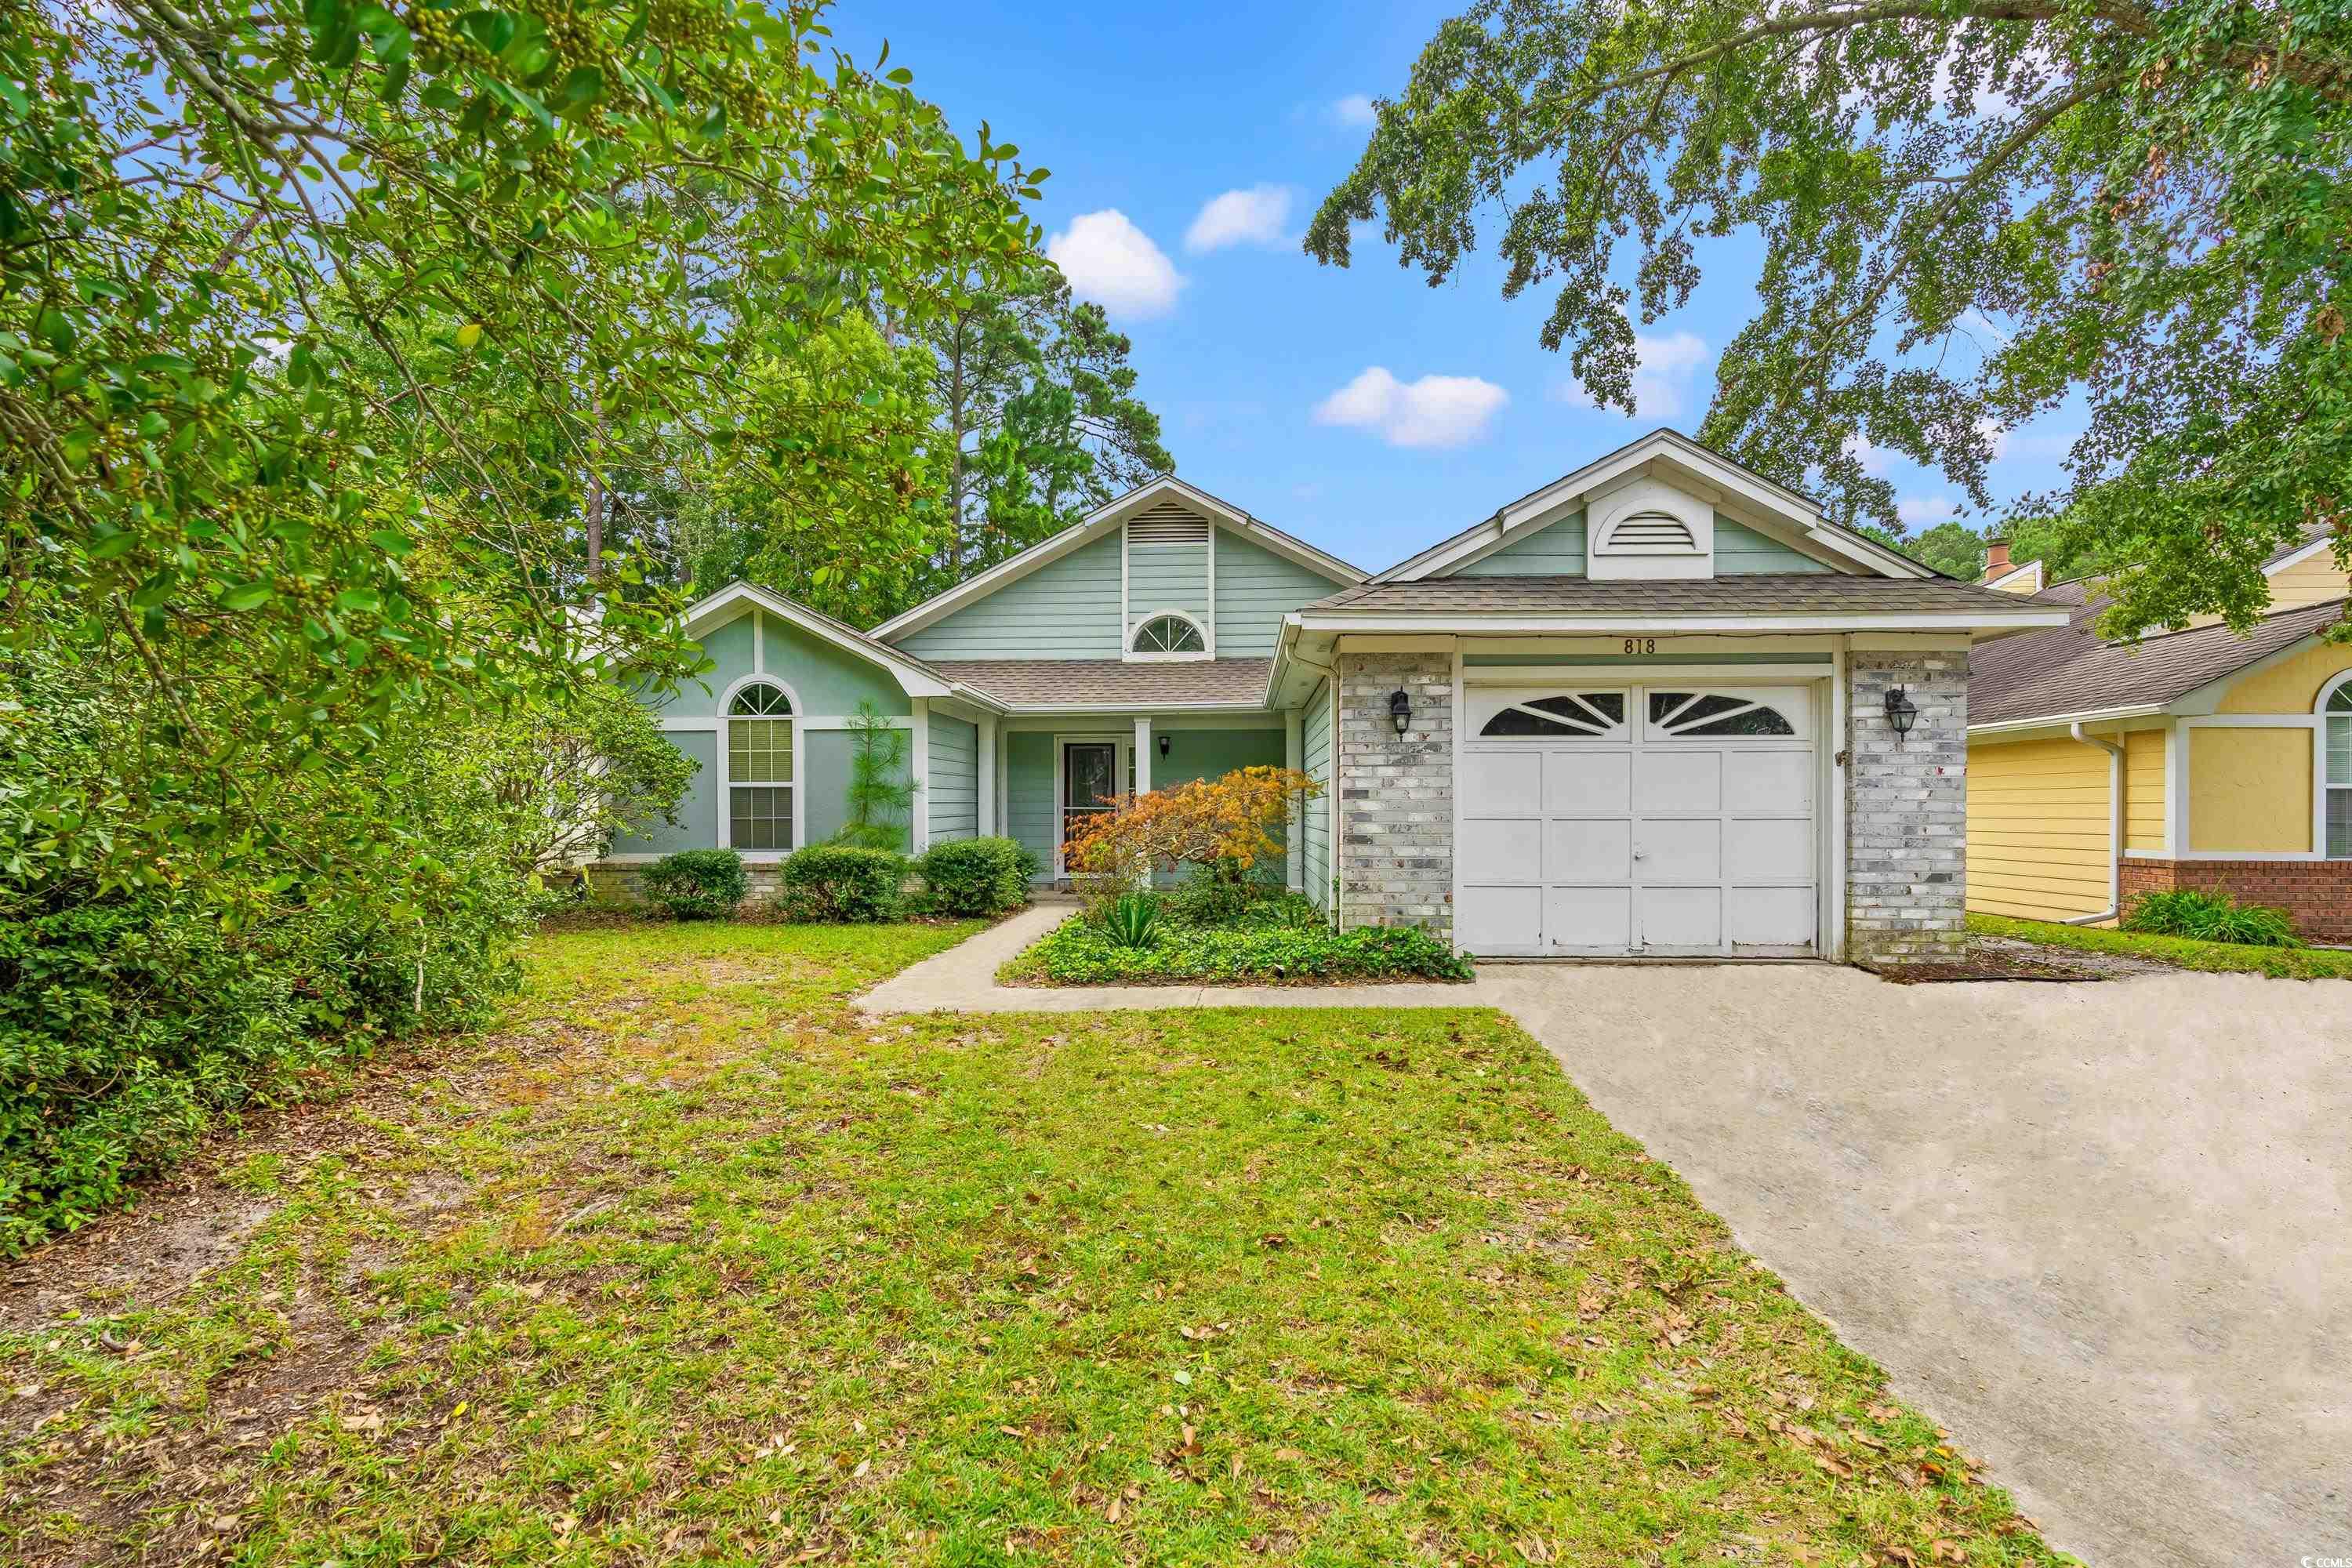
[1478,691,1628,739]
[1646,691,1798,738]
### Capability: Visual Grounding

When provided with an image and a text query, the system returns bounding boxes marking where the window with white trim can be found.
[2325,677,2352,858]
[727,681,794,851]
[1478,691,1627,738]
[1129,613,1207,656]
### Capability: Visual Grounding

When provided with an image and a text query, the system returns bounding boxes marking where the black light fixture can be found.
[1388,688,1412,736]
[1157,732,1171,759]
[1883,684,1919,742]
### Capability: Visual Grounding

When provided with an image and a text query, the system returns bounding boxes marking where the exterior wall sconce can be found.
[1157,732,1171,758]
[1883,684,1919,742]
[1388,688,1412,736]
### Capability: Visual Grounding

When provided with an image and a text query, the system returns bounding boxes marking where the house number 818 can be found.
[1623,637,1656,655]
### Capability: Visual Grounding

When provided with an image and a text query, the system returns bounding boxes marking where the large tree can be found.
[1308,0,2352,636]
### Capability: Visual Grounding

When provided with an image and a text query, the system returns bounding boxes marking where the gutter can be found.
[2064,721,2128,927]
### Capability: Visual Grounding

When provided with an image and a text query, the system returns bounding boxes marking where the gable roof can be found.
[1970,591,2349,728]
[919,659,1272,710]
[869,477,1364,644]
[1370,429,1936,583]
[1295,573,2067,627]
[682,582,967,702]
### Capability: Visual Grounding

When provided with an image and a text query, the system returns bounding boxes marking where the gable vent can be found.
[1602,510,1697,551]
[1127,499,1211,547]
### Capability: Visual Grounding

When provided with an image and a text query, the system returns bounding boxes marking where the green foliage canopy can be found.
[1310,0,2352,637]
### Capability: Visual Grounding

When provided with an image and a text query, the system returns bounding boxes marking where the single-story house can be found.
[597,429,2071,962]
[1966,533,2352,938]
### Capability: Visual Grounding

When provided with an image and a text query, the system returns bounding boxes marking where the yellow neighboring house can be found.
[1965,534,2352,940]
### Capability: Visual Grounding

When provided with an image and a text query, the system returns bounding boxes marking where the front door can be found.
[1061,742,1119,869]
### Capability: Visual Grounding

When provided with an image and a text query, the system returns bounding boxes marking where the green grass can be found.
[1002,913,1475,985]
[1969,912,2352,979]
[3,920,2064,1566]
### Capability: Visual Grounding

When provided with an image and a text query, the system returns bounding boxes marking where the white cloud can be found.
[1843,433,1894,477]
[1555,331,1711,420]
[1185,185,1294,252]
[1974,417,2011,464]
[1898,493,1962,527]
[1046,210,1185,319]
[1315,367,1509,449]
[1331,93,1377,128]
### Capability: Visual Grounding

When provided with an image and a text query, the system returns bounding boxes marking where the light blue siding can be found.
[653,606,911,720]
[1453,512,1587,576]
[927,711,978,844]
[612,728,717,856]
[1716,519,1834,574]
[1127,543,1209,637]
[1213,530,1347,655]
[1300,681,1332,911]
[896,532,1125,659]
[1005,730,1058,875]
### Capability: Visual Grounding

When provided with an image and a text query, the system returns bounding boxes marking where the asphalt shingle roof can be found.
[1301,574,2056,616]
[926,659,1272,709]
[1969,593,2347,725]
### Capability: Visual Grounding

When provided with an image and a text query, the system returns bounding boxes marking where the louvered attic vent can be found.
[1602,510,1698,550]
[1127,499,1210,546]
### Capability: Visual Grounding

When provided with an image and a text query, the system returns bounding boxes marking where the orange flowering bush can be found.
[1065,767,1323,901]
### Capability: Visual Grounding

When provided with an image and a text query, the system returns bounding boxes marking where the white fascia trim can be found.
[684,583,955,699]
[1967,704,2169,738]
[1983,559,2047,593]
[872,475,1363,642]
[997,699,1276,715]
[2266,535,2337,575]
[2169,627,2331,716]
[1290,610,2071,635]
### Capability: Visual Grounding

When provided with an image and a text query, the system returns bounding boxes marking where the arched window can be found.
[1128,612,1207,658]
[1479,691,1626,738]
[2324,674,2352,858]
[1647,691,1798,738]
[726,680,794,851]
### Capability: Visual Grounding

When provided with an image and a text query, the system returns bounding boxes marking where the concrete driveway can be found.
[1481,962,2351,1568]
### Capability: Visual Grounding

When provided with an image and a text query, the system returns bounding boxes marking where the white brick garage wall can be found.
[1334,652,1455,935]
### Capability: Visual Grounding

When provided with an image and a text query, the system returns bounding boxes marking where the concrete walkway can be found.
[860,906,2352,1567]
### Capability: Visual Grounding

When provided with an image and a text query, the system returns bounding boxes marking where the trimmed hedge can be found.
[1016,916,1475,985]
[638,848,748,920]
[915,835,1039,916]
[781,844,906,923]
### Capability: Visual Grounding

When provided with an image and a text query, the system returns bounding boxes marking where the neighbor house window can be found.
[2326,677,2352,858]
[728,681,793,851]
[1129,613,1207,656]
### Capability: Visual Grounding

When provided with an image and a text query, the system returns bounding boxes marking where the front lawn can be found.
[4,920,2060,1566]
[1968,912,2352,979]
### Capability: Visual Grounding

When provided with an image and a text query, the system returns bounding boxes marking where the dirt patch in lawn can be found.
[1867,934,2174,984]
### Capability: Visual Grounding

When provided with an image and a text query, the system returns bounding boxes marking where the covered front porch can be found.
[984,711,1298,884]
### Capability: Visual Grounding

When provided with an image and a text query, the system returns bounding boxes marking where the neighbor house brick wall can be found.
[1334,652,1454,935]
[2119,858,2352,942]
[1847,651,1969,963]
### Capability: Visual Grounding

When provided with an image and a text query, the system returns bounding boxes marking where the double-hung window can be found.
[728,681,793,851]
[2327,679,2352,858]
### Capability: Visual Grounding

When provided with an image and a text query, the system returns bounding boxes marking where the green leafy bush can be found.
[1105,892,1163,949]
[1162,862,1289,927]
[1019,918,1475,985]
[781,846,907,923]
[2122,890,2303,948]
[915,836,1039,916]
[639,850,750,921]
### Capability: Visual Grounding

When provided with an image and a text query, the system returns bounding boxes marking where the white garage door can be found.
[1457,683,1820,956]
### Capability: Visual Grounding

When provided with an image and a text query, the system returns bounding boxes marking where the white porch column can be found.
[1133,715,1152,795]
[909,699,931,852]
[977,714,998,837]
[1284,706,1305,891]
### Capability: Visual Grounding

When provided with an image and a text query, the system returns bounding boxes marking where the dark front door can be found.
[1062,742,1119,867]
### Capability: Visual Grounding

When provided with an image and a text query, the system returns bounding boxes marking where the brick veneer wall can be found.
[1334,652,1454,936]
[1846,651,1970,963]
[585,862,785,907]
[2120,858,2352,942]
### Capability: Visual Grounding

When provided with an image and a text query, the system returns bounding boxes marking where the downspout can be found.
[2065,722,2127,926]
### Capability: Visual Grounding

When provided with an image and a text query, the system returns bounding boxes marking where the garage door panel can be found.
[1457,884,1544,953]
[1639,887,1722,949]
[1735,750,1814,814]
[1461,750,1544,815]
[1542,750,1631,814]
[1729,886,1817,949]
[1545,886,1632,951]
[1546,818,1630,881]
[1636,818,1721,882]
[1461,817,1544,883]
[1635,750,1722,813]
[1726,817,1812,882]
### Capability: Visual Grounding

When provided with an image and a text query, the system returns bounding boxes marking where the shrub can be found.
[1066,767,1322,910]
[639,849,749,920]
[1105,892,1163,949]
[1015,917,1473,985]
[1163,861,1290,927]
[2122,889,2303,947]
[915,836,1039,916]
[781,845,906,923]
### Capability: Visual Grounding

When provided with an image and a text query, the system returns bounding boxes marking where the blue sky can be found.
[828,0,2078,576]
